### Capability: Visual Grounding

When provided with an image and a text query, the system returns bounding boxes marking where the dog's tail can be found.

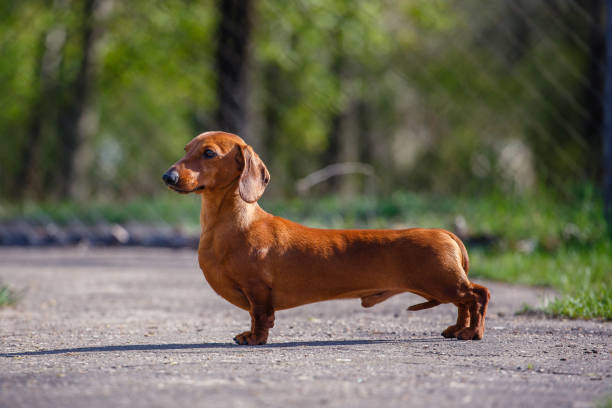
[446,231,470,275]
[407,300,441,311]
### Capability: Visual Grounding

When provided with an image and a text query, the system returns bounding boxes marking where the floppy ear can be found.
[238,145,270,203]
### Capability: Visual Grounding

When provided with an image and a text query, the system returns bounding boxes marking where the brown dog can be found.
[163,131,490,345]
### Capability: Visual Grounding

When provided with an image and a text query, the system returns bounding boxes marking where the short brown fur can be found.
[164,131,490,345]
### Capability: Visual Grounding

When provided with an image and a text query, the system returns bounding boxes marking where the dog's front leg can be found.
[233,281,274,345]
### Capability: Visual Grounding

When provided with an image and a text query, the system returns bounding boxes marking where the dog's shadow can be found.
[1,337,450,357]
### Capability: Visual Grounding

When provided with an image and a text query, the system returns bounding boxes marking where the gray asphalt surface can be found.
[0,248,610,408]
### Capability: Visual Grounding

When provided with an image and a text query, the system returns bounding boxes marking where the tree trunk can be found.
[18,3,68,199]
[605,0,612,226]
[54,0,110,199]
[215,0,252,140]
[580,0,605,180]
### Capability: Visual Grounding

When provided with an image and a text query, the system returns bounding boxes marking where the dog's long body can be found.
[164,131,490,345]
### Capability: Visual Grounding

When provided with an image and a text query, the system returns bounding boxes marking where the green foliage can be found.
[0,1,217,198]
[253,0,396,191]
[91,0,217,196]
[402,1,599,195]
[545,288,612,320]
[1,1,600,199]
[0,2,51,195]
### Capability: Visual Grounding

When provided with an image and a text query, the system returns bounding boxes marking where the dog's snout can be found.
[162,169,179,185]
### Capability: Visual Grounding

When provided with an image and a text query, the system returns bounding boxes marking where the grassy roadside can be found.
[0,283,19,307]
[471,244,612,320]
[1,188,610,319]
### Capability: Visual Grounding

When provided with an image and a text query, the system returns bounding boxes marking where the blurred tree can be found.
[0,0,607,202]
[395,0,604,196]
[604,0,612,226]
[579,0,604,179]
[252,0,394,195]
[10,0,111,199]
[215,0,252,140]
[59,0,112,199]
[19,0,68,199]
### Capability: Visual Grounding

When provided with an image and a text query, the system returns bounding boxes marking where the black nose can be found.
[162,169,179,185]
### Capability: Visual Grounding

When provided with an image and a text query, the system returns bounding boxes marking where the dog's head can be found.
[162,131,270,203]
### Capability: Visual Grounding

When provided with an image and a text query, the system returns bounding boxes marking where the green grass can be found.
[471,243,612,320]
[598,395,612,408]
[1,186,606,244]
[1,187,610,319]
[0,283,19,307]
[546,288,612,320]
[0,191,201,227]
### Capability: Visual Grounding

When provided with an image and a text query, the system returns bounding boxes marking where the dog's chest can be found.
[196,238,253,308]
[197,255,250,310]
[197,243,230,286]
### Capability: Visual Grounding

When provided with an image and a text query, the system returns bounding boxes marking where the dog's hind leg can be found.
[455,283,490,340]
[441,303,470,338]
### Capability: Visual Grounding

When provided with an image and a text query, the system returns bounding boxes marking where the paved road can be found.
[0,248,610,408]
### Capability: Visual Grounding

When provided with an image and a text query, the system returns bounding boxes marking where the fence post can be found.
[605,0,612,228]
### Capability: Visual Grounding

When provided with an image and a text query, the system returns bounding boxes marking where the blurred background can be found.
[0,0,610,318]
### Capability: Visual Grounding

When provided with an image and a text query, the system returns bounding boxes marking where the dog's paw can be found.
[233,331,268,345]
[455,327,483,341]
[441,325,461,338]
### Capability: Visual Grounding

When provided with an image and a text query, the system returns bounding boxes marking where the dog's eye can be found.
[203,149,217,159]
